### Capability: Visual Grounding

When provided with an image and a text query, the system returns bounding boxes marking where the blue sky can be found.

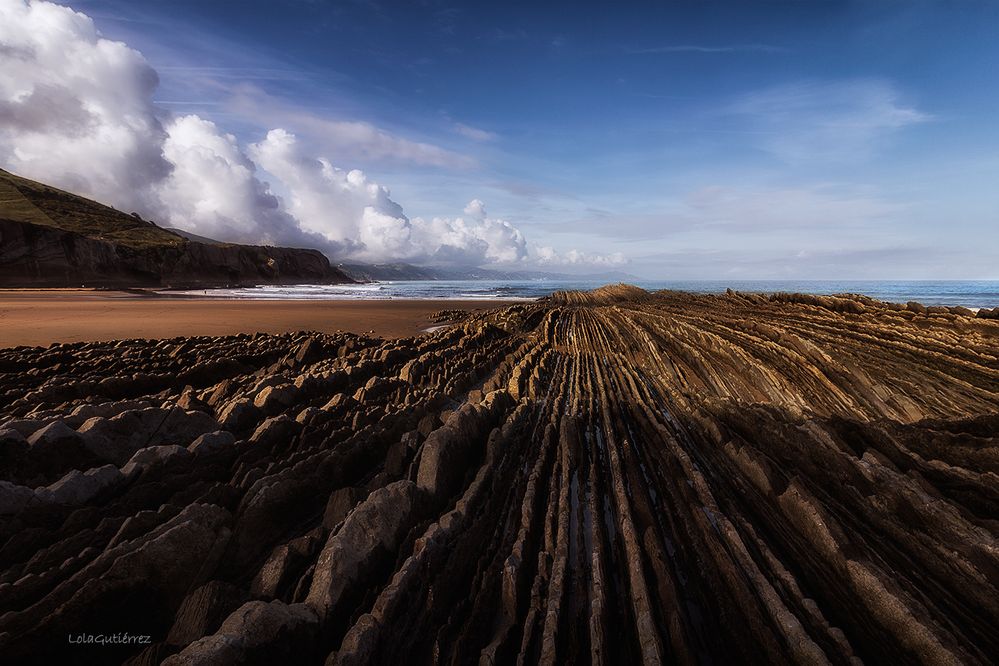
[4,0,999,277]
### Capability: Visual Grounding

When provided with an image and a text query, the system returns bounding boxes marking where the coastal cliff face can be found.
[0,168,352,287]
[0,218,350,288]
[1,287,998,664]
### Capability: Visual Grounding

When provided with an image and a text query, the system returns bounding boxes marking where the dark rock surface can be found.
[0,168,353,288]
[0,217,351,288]
[1,288,998,664]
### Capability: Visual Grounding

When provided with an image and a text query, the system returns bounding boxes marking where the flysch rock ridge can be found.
[1,285,997,665]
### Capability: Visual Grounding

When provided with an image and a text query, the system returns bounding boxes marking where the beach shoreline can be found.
[0,289,505,348]
[2,287,996,663]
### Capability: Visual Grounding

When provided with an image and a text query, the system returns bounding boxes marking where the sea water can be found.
[176,280,999,309]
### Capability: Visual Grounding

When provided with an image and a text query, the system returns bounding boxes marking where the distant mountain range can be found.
[337,262,641,283]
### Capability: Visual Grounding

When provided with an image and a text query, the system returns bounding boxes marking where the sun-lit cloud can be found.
[158,116,337,252]
[0,0,607,268]
[250,129,529,264]
[0,0,169,214]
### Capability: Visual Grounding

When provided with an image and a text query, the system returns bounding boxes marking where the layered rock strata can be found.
[1,286,997,664]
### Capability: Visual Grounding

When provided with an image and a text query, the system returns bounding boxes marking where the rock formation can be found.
[0,169,352,288]
[1,288,997,664]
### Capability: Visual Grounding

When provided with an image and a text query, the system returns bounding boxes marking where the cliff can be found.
[0,169,352,288]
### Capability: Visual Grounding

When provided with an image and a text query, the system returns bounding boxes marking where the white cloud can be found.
[158,116,335,251]
[463,198,487,218]
[730,79,930,162]
[0,0,600,268]
[412,212,527,265]
[453,123,497,142]
[535,246,627,267]
[0,0,169,214]
[248,127,398,254]
[252,129,528,264]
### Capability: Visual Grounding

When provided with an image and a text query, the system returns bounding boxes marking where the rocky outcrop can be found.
[0,218,352,287]
[0,289,997,664]
[306,481,423,625]
[549,282,651,305]
[0,168,353,287]
[163,600,319,666]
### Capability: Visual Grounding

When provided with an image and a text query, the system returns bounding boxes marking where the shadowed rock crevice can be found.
[1,289,997,664]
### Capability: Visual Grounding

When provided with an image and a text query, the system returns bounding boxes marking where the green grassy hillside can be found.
[0,169,187,249]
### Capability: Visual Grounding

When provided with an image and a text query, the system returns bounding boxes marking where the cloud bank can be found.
[0,0,621,269]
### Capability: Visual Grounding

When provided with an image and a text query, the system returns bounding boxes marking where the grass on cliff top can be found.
[0,168,188,250]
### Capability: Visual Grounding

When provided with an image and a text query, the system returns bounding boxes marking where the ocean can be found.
[177,279,999,309]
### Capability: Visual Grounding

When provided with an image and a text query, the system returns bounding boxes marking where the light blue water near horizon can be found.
[177,280,999,309]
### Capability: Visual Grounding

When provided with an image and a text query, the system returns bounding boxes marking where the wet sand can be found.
[0,290,504,347]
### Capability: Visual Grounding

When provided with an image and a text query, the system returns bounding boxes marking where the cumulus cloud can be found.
[463,198,487,218]
[411,213,527,265]
[158,116,336,251]
[252,128,527,264]
[0,0,621,268]
[0,0,169,213]
[249,127,398,254]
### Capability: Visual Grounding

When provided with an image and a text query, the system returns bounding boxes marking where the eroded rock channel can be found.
[1,286,998,665]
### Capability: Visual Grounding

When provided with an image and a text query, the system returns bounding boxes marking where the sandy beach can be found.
[0,289,505,347]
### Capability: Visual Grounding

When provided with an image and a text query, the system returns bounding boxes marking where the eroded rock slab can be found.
[0,290,997,664]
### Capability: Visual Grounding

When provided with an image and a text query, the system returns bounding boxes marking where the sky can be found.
[1,0,998,278]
